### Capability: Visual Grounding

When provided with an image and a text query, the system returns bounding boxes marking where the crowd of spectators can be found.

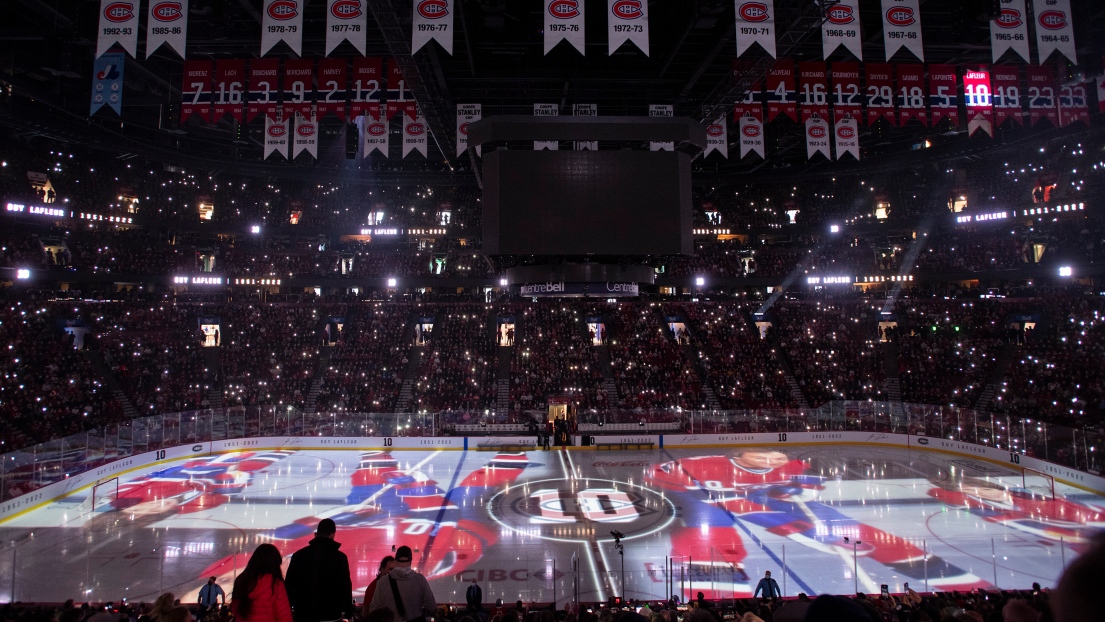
[509,302,607,413]
[409,304,497,413]
[608,304,705,410]
[315,303,411,414]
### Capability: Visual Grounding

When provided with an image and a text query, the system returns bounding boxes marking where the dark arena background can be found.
[1,0,1105,620]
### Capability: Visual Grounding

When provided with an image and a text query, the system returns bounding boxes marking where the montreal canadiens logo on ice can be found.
[825,5,854,25]
[739,2,769,22]
[367,123,386,136]
[151,1,183,21]
[417,0,448,19]
[331,0,361,19]
[995,8,1022,29]
[1038,11,1067,30]
[267,0,298,20]
[268,125,286,137]
[611,0,642,19]
[104,2,134,22]
[742,124,761,138]
[549,0,579,19]
[886,7,915,27]
[837,125,856,139]
[406,123,425,136]
[808,125,827,139]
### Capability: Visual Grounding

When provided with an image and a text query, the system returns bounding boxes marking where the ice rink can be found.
[0,444,1102,605]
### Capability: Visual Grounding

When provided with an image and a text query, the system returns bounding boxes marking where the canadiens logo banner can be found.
[881,0,924,62]
[830,62,862,125]
[865,63,895,125]
[805,116,830,160]
[248,58,280,122]
[284,59,314,118]
[403,109,428,158]
[928,64,959,128]
[412,0,454,55]
[97,0,140,58]
[649,104,673,151]
[146,0,188,58]
[821,0,861,60]
[90,51,125,116]
[261,0,304,56]
[573,103,597,150]
[293,112,318,159]
[963,66,994,137]
[327,0,367,56]
[359,111,388,157]
[457,103,481,157]
[608,0,648,56]
[992,66,1023,127]
[704,116,728,159]
[181,59,213,124]
[264,116,290,159]
[350,57,383,120]
[895,64,927,127]
[834,115,859,161]
[990,0,1029,63]
[534,103,559,150]
[545,0,585,55]
[765,59,795,122]
[1032,0,1076,64]
[316,58,348,120]
[212,60,245,122]
[735,0,776,58]
[798,62,828,123]
[1025,64,1057,127]
[738,115,764,159]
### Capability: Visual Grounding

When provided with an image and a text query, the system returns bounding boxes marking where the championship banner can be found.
[896,64,927,127]
[704,117,728,159]
[261,0,304,57]
[327,0,367,56]
[544,0,585,55]
[534,103,559,150]
[963,66,994,137]
[181,60,213,124]
[1032,0,1076,64]
[608,0,649,56]
[386,59,417,120]
[1026,65,1057,126]
[928,64,959,128]
[990,0,1029,63]
[293,112,318,159]
[830,62,862,124]
[248,58,280,123]
[316,58,348,120]
[283,59,314,118]
[573,104,597,150]
[359,110,388,157]
[412,0,454,54]
[881,0,924,61]
[1057,81,1089,127]
[765,59,796,122]
[402,109,428,158]
[90,51,124,116]
[350,57,383,120]
[734,0,776,58]
[96,0,140,58]
[649,104,674,151]
[738,115,764,159]
[457,103,481,157]
[798,62,828,123]
[212,60,246,122]
[821,0,861,60]
[992,66,1023,127]
[865,63,895,125]
[264,116,290,159]
[834,115,859,161]
[146,0,188,58]
[805,116,830,160]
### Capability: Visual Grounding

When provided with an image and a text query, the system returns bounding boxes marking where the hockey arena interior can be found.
[1,1,1105,621]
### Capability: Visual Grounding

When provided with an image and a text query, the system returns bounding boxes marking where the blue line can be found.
[419,450,469,563]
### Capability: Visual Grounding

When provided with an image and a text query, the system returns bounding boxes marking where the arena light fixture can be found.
[830,224,840,233]
[695,277,705,287]
[1059,266,1072,277]
[387,278,397,287]
[500,278,508,287]
[251,225,261,234]
[16,269,29,280]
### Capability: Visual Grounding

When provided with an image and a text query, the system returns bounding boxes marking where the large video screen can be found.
[483,150,693,255]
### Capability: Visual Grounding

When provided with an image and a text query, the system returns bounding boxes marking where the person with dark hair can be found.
[230,544,291,622]
[1055,532,1105,622]
[363,556,397,620]
[198,576,226,619]
[465,580,483,615]
[285,519,354,622]
[368,545,435,622]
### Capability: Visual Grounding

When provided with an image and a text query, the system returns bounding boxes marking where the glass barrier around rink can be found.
[0,402,1099,503]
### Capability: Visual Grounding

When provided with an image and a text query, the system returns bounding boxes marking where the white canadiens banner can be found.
[704,117,728,159]
[544,0,585,55]
[146,0,188,58]
[649,104,673,151]
[534,103,559,150]
[96,0,140,58]
[1033,0,1076,64]
[608,0,648,56]
[573,103,597,150]
[326,0,367,56]
[261,0,304,56]
[805,116,830,160]
[990,0,1030,63]
[293,112,318,159]
[403,111,428,158]
[737,115,764,159]
[264,116,290,160]
[834,115,859,160]
[412,0,454,55]
[457,103,481,157]
[734,0,776,58]
[359,113,388,157]
[881,0,924,62]
[821,0,862,60]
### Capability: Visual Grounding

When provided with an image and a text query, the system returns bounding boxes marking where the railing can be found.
[1,402,1099,502]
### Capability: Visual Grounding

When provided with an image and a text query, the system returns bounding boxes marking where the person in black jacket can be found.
[285,519,354,622]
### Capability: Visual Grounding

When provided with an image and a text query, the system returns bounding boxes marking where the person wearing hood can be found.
[285,519,354,622]
[368,545,436,622]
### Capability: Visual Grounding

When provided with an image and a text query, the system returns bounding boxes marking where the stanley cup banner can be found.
[96,0,140,58]
[360,110,388,157]
[734,0,776,58]
[738,115,764,159]
[821,0,862,61]
[264,115,291,160]
[881,0,924,62]
[90,51,124,116]
[327,0,367,56]
[608,0,649,56]
[534,103,559,150]
[457,103,481,157]
[545,0,585,55]
[805,116,830,160]
[146,0,188,58]
[573,104,597,150]
[963,66,994,137]
[402,109,429,158]
[293,111,319,159]
[261,0,304,56]
[834,115,860,161]
[1033,0,1076,64]
[990,0,1030,63]
[412,0,454,55]
[649,104,673,151]
[704,117,728,159]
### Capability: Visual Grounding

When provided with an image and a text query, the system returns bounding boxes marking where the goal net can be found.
[90,477,119,511]
[1021,467,1055,499]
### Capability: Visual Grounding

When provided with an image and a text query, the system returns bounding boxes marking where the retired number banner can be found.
[349,57,383,120]
[821,0,861,61]
[327,0,367,56]
[881,0,924,61]
[146,0,188,58]
[608,0,648,56]
[284,59,314,118]
[866,63,895,125]
[545,0,585,55]
[928,64,958,128]
[990,0,1029,63]
[992,66,1023,127]
[316,58,348,120]
[1057,81,1089,128]
[248,58,280,122]
[765,59,796,122]
[896,64,927,127]
[830,62,862,125]
[212,60,245,122]
[181,60,213,124]
[735,0,776,59]
[1026,65,1057,127]
[261,0,304,57]
[412,0,453,54]
[798,62,828,123]
[963,66,994,137]
[386,59,417,120]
